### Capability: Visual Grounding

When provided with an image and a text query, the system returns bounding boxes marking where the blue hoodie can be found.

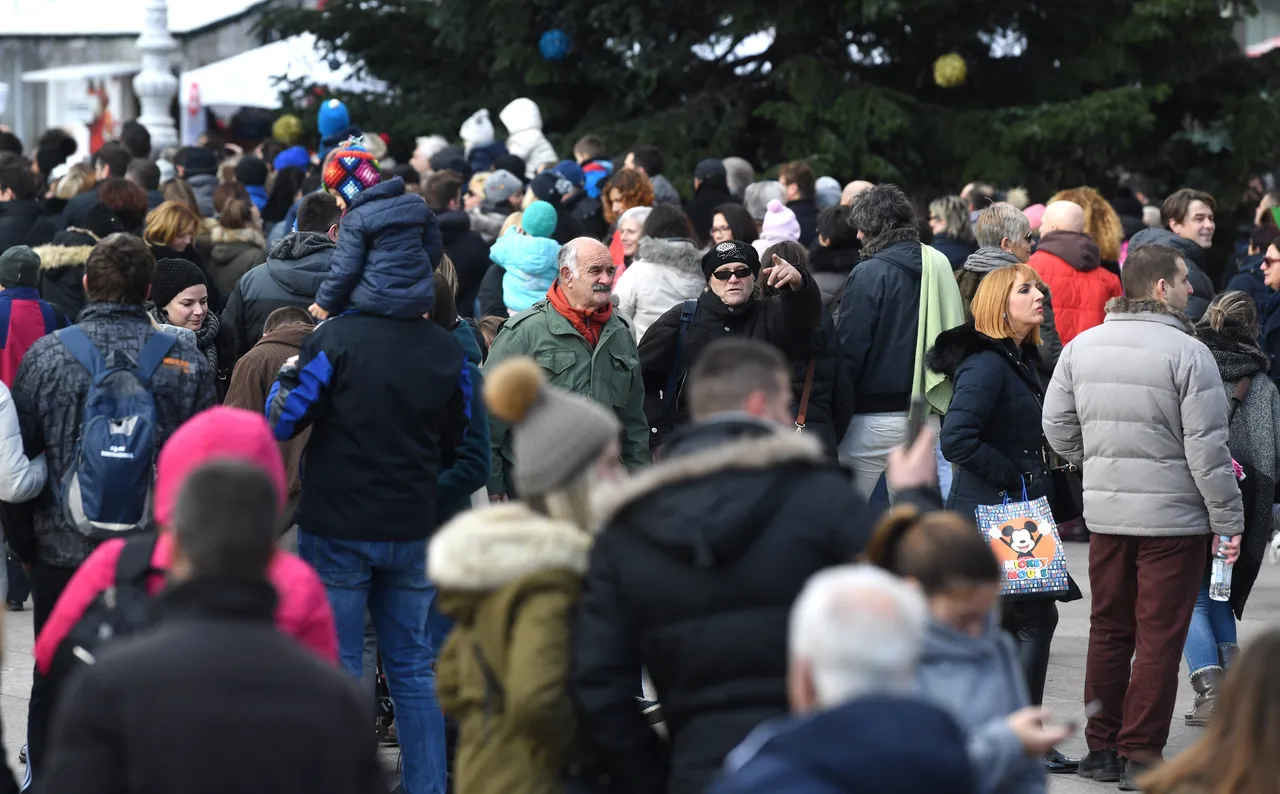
[917,616,1043,794]
[489,228,562,314]
[708,696,975,794]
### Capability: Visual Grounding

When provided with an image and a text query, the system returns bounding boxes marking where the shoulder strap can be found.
[663,299,698,411]
[134,332,178,383]
[56,326,106,377]
[795,357,818,432]
[1230,377,1252,422]
[115,534,159,585]
[38,301,58,335]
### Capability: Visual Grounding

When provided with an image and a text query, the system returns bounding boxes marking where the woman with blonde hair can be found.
[1141,629,1280,794]
[430,357,624,794]
[143,201,203,268]
[927,262,1080,774]
[1048,186,1124,273]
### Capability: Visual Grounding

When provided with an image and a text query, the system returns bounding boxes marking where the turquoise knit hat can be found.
[522,200,558,239]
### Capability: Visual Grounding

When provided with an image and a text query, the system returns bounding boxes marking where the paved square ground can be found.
[0,541,1275,790]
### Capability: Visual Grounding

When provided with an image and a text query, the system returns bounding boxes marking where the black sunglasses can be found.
[712,266,754,281]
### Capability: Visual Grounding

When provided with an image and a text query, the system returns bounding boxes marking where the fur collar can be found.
[427,503,591,590]
[1105,296,1195,334]
[926,323,1038,378]
[594,430,826,525]
[859,226,919,259]
[210,226,266,249]
[636,236,704,275]
[33,244,93,270]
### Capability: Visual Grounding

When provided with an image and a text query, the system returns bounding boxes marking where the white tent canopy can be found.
[0,0,266,36]
[180,34,382,114]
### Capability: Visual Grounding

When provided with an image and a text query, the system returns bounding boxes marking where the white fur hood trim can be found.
[594,429,826,525]
[428,503,591,590]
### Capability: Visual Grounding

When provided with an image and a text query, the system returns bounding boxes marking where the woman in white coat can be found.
[613,205,706,341]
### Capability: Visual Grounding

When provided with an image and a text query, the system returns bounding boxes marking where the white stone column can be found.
[132,0,178,153]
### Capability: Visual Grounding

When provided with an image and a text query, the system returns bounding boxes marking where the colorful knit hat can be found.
[323,144,382,203]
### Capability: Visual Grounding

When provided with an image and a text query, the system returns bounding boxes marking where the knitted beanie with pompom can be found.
[484,357,620,497]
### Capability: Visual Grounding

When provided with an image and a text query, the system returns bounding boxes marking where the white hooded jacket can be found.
[500,98,558,179]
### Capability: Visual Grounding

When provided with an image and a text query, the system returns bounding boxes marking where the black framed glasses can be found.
[712,267,754,281]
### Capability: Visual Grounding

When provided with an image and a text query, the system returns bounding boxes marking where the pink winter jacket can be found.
[35,532,338,673]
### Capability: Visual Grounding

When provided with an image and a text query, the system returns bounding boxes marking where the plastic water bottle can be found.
[1209,535,1234,602]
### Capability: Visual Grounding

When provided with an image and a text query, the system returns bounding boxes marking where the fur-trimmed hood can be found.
[597,419,825,524]
[635,236,704,276]
[1104,296,1196,334]
[33,243,93,270]
[428,503,591,591]
[926,323,1039,380]
[210,225,267,249]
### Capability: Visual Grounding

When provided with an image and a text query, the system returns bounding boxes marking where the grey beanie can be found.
[484,357,620,497]
[0,246,41,288]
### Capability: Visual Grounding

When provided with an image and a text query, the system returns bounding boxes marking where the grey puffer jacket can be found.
[917,616,1042,794]
[1043,297,1244,538]
[222,231,334,358]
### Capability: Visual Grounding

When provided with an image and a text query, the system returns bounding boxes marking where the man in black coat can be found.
[0,154,59,255]
[639,240,821,451]
[222,192,340,362]
[571,338,940,794]
[425,171,492,317]
[684,159,737,245]
[41,461,386,794]
[836,183,928,498]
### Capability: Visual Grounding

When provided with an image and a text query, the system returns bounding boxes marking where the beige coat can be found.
[1043,297,1244,537]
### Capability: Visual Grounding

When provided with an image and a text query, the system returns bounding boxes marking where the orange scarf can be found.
[547,281,613,348]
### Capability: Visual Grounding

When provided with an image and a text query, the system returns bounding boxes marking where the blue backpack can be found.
[57,327,176,540]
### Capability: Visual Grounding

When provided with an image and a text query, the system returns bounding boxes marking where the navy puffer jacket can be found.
[316,177,442,319]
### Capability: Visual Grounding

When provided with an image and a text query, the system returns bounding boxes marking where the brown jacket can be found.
[224,323,312,501]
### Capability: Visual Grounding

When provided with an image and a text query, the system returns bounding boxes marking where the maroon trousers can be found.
[1084,533,1209,763]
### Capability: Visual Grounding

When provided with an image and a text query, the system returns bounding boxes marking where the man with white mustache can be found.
[485,237,650,501]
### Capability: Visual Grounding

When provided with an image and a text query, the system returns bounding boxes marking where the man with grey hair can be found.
[959,202,1062,376]
[840,179,875,206]
[722,156,755,199]
[485,237,649,499]
[743,181,786,232]
[708,565,975,794]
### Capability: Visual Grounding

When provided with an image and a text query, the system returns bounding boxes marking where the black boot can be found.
[1184,667,1222,727]
[1077,749,1121,782]
[1118,757,1153,791]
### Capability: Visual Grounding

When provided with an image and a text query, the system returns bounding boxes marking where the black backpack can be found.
[48,534,159,685]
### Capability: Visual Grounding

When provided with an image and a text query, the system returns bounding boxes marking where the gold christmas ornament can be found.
[934,53,966,88]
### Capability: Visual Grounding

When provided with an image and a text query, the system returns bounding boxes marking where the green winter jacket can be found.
[486,299,649,496]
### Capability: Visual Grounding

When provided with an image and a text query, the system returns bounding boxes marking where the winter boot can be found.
[1218,643,1239,670]
[1184,666,1223,727]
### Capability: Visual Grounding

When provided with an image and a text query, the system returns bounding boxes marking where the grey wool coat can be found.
[1042,297,1244,538]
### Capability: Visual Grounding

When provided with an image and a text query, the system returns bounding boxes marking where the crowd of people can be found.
[0,91,1278,794]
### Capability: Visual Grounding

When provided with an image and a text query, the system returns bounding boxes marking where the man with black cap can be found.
[0,246,67,385]
[638,239,821,451]
[235,157,270,213]
[174,146,220,217]
[684,158,738,246]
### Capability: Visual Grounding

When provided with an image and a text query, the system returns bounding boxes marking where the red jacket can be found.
[1030,231,1121,345]
[35,531,338,673]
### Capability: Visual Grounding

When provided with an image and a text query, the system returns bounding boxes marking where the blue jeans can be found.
[298,532,446,794]
[1183,571,1238,675]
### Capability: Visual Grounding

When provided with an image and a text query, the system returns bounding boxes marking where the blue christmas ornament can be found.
[539,29,571,61]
